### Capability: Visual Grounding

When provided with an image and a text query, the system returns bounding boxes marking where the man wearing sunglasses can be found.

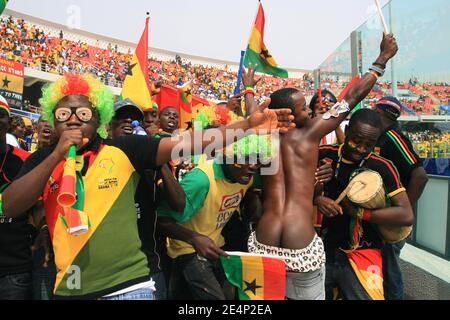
[1,73,294,300]
[310,89,347,145]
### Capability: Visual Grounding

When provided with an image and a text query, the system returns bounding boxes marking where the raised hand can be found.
[248,99,295,134]
[378,33,398,64]
[242,63,262,88]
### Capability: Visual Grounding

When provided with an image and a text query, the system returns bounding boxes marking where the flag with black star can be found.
[0,58,24,108]
[177,82,192,130]
[220,253,286,300]
[244,2,288,78]
[120,16,153,111]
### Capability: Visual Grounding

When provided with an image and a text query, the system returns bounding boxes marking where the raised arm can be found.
[156,99,294,166]
[241,64,261,116]
[310,33,399,140]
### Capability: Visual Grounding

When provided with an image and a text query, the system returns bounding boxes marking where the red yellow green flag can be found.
[346,249,384,300]
[178,82,192,130]
[220,253,286,300]
[244,2,288,78]
[120,16,153,110]
[337,75,363,114]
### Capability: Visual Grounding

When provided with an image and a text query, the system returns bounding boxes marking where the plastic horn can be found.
[57,145,77,208]
[375,0,390,34]
[235,50,246,95]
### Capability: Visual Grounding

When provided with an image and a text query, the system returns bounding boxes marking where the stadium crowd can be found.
[0,15,313,102]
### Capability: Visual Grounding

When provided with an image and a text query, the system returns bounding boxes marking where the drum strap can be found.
[334,155,366,180]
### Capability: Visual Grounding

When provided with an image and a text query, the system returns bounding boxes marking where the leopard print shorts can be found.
[248,232,326,273]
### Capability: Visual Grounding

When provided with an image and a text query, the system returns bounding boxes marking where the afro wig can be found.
[39,73,114,138]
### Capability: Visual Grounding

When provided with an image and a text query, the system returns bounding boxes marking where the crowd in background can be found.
[0,15,313,102]
[1,14,449,159]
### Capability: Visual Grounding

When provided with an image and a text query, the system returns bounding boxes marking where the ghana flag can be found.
[244,2,288,78]
[120,15,153,110]
[178,82,192,130]
[0,1,8,15]
[346,249,384,300]
[220,253,286,300]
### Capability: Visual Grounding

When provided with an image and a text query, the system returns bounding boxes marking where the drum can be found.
[348,170,386,209]
[347,170,412,244]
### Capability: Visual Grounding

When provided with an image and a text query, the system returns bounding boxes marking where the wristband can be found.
[244,88,256,96]
[356,207,372,221]
[373,61,386,69]
[244,85,254,90]
[369,64,385,77]
[366,70,379,80]
[362,209,372,221]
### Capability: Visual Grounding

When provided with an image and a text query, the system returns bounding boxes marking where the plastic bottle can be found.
[131,120,147,136]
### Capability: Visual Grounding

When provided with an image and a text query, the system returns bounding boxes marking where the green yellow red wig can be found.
[228,134,273,162]
[193,105,240,130]
[192,104,273,161]
[40,73,114,138]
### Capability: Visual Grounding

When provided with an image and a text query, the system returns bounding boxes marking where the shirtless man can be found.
[248,33,398,300]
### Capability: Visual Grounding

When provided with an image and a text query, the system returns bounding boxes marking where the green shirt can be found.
[158,160,225,223]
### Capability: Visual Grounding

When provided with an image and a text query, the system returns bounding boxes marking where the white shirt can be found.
[6,133,20,148]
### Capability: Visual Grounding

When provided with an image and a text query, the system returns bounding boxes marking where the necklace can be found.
[334,154,366,180]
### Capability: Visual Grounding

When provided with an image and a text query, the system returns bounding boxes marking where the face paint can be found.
[348,140,358,149]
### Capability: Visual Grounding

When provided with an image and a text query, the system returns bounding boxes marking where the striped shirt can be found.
[376,127,422,187]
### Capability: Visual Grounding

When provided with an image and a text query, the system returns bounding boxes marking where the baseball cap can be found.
[113,98,144,119]
[375,96,404,119]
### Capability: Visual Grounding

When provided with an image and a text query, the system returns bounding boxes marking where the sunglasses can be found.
[322,96,337,104]
[54,107,95,123]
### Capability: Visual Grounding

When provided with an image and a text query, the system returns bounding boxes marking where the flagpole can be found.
[235,50,246,94]
[375,0,389,34]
